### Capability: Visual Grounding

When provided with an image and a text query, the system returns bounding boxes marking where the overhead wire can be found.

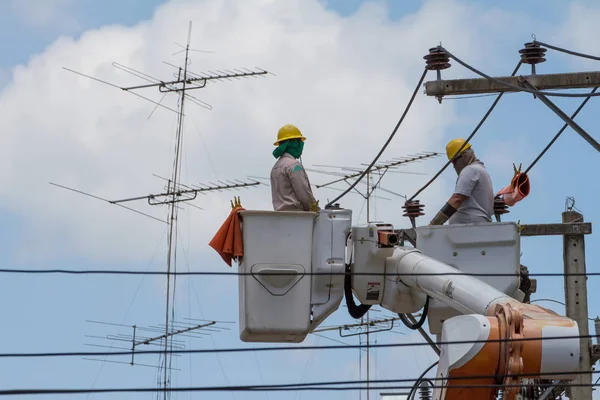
[84,227,168,400]
[524,86,597,174]
[408,61,522,202]
[407,360,438,400]
[183,251,237,400]
[1,372,598,396]
[325,68,428,207]
[2,333,598,359]
[534,40,600,62]
[1,268,597,277]
[409,41,600,210]
[530,298,599,321]
[445,48,600,98]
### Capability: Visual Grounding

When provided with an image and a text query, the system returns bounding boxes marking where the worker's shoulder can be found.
[280,155,304,171]
[464,162,489,176]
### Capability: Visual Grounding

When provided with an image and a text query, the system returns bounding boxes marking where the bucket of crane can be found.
[237,208,352,343]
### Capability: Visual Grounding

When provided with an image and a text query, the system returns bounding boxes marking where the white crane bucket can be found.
[238,210,317,343]
[238,208,352,343]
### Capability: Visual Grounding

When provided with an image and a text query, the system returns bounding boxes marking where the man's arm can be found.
[429,167,479,225]
[289,163,317,211]
[448,193,469,209]
[429,193,469,225]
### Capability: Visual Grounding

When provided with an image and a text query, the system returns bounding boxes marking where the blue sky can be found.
[0,0,598,399]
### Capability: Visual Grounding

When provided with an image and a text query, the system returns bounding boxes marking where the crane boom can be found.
[388,247,579,399]
[225,208,581,399]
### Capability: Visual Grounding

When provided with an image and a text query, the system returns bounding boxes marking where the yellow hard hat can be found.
[445,138,472,160]
[274,124,306,146]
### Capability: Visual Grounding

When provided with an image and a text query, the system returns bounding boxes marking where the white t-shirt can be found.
[448,161,494,224]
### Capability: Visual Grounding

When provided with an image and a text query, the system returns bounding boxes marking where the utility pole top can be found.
[425,71,600,97]
[562,209,593,400]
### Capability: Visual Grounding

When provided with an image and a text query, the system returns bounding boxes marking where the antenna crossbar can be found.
[134,321,216,348]
[109,180,260,205]
[315,152,439,189]
[122,69,268,92]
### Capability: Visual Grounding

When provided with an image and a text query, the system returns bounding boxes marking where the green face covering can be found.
[273,138,304,159]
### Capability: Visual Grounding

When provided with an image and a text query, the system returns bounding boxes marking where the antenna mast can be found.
[160,21,193,399]
[59,20,270,399]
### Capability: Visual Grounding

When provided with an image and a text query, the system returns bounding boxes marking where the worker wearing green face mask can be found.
[270,124,319,212]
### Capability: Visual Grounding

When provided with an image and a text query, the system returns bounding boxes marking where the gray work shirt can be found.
[270,153,317,211]
[448,161,494,224]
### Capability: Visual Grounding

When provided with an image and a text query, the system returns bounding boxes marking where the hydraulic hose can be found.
[408,360,439,400]
[344,263,372,319]
[398,296,429,330]
[343,232,371,319]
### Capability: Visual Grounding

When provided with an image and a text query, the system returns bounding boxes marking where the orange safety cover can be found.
[443,317,501,400]
[496,164,530,207]
[209,207,245,267]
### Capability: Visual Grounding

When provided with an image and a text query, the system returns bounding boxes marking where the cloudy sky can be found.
[0,0,599,399]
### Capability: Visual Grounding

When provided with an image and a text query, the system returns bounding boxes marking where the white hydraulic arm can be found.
[234,208,580,400]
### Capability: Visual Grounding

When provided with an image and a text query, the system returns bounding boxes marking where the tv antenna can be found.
[55,21,272,399]
[306,152,440,222]
[84,318,233,369]
[305,152,438,399]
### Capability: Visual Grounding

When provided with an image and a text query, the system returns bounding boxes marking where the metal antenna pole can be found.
[366,310,370,400]
[366,170,370,223]
[163,20,192,400]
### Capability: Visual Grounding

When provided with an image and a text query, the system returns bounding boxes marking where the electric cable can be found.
[408,360,439,400]
[0,268,597,277]
[534,40,600,62]
[408,61,522,202]
[524,86,598,174]
[445,48,600,98]
[398,296,429,330]
[2,333,597,359]
[0,376,597,396]
[325,69,428,208]
[5,372,600,392]
[530,298,598,321]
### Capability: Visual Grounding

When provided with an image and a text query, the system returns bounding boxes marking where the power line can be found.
[446,48,600,98]
[325,68,428,207]
[535,40,600,62]
[530,298,599,321]
[0,377,598,396]
[524,86,597,174]
[1,333,597,359]
[0,268,597,277]
[408,61,522,202]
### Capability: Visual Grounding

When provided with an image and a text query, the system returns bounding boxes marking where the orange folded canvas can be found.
[497,170,530,207]
[209,207,245,267]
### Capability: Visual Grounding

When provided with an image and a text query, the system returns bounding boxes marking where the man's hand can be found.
[429,198,462,226]
[310,200,320,212]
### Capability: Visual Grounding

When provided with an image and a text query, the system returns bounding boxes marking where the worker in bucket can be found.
[270,124,319,212]
[429,138,493,225]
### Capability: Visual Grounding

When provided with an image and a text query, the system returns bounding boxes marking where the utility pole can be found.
[562,210,593,400]
[421,42,600,153]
